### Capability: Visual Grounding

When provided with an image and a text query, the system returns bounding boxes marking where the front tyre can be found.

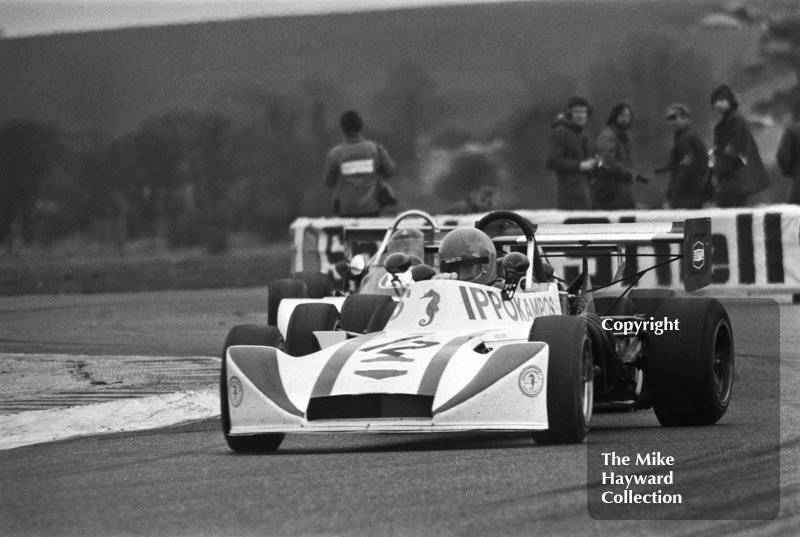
[285,303,341,356]
[529,316,593,444]
[268,279,307,326]
[647,298,734,426]
[220,324,285,452]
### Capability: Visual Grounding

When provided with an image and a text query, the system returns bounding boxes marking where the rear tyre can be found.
[529,316,593,444]
[293,271,333,299]
[647,298,734,426]
[593,295,635,316]
[285,303,341,356]
[268,279,307,325]
[340,294,394,334]
[220,324,285,452]
[629,288,676,319]
[365,301,399,333]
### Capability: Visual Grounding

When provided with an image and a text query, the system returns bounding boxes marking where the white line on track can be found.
[0,389,220,450]
[0,353,221,450]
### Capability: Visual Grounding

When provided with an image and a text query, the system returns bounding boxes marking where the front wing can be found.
[224,340,551,435]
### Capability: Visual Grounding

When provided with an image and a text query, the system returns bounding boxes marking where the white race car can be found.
[221,211,733,451]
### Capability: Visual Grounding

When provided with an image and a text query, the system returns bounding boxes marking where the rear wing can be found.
[497,218,712,292]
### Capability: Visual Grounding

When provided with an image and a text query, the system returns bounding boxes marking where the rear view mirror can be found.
[385,252,411,275]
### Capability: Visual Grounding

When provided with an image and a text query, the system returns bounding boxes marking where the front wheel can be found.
[220,324,285,452]
[529,316,593,444]
[285,303,341,356]
[647,298,734,426]
[268,279,307,326]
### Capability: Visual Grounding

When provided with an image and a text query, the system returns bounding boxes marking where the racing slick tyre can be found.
[647,297,734,426]
[365,300,399,333]
[529,316,593,444]
[584,313,617,396]
[268,279,307,325]
[629,288,676,319]
[285,303,341,356]
[593,295,635,316]
[220,324,285,452]
[293,271,333,299]
[340,294,394,334]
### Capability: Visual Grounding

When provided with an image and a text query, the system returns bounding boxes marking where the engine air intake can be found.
[306,394,434,421]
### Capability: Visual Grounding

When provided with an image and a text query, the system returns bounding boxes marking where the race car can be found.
[220,210,734,451]
[268,209,452,342]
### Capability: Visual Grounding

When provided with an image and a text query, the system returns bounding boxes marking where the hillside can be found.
[1,0,754,137]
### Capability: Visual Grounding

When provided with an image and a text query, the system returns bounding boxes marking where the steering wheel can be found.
[388,209,439,236]
[475,210,547,283]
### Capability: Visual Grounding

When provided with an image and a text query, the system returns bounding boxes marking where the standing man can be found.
[593,102,643,210]
[546,96,598,210]
[663,103,709,209]
[324,110,396,217]
[776,100,800,205]
[709,84,769,207]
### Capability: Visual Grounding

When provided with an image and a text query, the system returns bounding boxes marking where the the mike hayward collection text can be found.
[599,451,683,505]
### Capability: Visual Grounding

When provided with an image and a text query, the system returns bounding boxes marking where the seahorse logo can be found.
[419,289,441,326]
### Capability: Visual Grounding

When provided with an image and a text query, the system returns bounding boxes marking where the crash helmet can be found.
[438,227,497,285]
[386,228,425,265]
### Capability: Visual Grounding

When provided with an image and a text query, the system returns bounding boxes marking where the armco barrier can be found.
[289,205,800,296]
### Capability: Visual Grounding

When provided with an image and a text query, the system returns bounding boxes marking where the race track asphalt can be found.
[0,289,797,537]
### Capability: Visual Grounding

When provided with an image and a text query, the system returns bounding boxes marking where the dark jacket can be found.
[776,122,800,204]
[546,117,593,210]
[593,124,635,210]
[666,126,709,209]
[712,110,769,198]
[324,135,395,216]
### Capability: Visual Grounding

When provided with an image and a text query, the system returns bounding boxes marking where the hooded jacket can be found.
[593,105,636,210]
[710,85,769,197]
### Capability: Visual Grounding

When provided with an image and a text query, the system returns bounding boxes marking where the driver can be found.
[437,227,497,285]
[385,228,425,265]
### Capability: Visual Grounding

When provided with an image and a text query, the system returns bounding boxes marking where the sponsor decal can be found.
[692,240,705,270]
[354,336,439,379]
[459,285,557,322]
[228,376,243,407]
[419,289,441,326]
[518,365,544,397]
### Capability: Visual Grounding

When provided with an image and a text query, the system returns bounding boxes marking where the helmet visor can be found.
[440,256,490,282]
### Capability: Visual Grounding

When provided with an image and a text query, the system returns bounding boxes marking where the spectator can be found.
[593,102,643,210]
[662,103,709,209]
[776,100,800,205]
[709,84,769,207]
[546,96,598,210]
[323,110,396,217]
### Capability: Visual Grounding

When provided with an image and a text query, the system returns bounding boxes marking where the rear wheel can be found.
[293,271,333,299]
[629,288,676,319]
[593,295,635,316]
[529,316,593,444]
[647,298,734,426]
[268,279,307,325]
[285,303,341,356]
[365,300,399,333]
[340,294,394,334]
[220,324,285,452]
